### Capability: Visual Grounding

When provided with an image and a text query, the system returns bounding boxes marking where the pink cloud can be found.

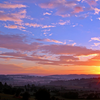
[0,3,26,9]
[0,9,27,22]
[1,46,100,67]
[59,56,79,61]
[86,0,97,6]
[38,0,80,17]
[11,9,27,19]
[89,37,100,41]
[25,23,55,28]
[39,3,55,9]
[0,12,22,22]
[39,0,77,9]
[0,34,40,51]
[4,24,25,29]
[39,44,100,56]
[72,6,83,13]
[0,52,52,64]
[25,23,42,28]
[4,25,18,29]
[43,12,51,15]
[0,52,27,57]
[36,38,65,44]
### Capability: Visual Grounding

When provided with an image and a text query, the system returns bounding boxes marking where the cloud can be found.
[72,23,78,27]
[0,4,35,31]
[4,24,18,29]
[0,64,24,74]
[58,20,70,25]
[97,17,100,20]
[42,29,51,32]
[89,37,100,42]
[0,51,52,63]
[1,42,100,67]
[0,63,55,75]
[25,23,42,28]
[42,25,55,28]
[93,43,100,46]
[37,54,100,66]
[43,12,51,15]
[36,38,66,44]
[0,9,27,22]
[72,6,83,13]
[4,24,25,29]
[57,14,70,17]
[39,0,77,9]
[0,3,26,9]
[38,0,81,17]
[82,0,97,6]
[25,23,55,28]
[0,11,22,22]
[0,52,27,57]
[0,34,40,51]
[39,44,100,56]
[11,9,27,19]
[88,0,97,6]
[91,7,100,14]
[59,55,79,61]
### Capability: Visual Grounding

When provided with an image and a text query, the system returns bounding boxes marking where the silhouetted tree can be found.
[23,92,30,100]
[87,93,94,99]
[35,88,50,100]
[63,92,78,99]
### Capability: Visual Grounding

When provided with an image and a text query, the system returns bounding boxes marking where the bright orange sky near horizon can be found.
[0,0,100,75]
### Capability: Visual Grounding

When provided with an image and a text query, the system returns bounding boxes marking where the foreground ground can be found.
[1,93,100,100]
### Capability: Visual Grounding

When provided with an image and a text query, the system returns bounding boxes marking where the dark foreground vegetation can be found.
[1,78,100,100]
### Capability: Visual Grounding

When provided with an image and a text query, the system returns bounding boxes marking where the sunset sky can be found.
[0,0,100,75]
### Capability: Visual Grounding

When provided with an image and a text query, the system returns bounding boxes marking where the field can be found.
[0,93,100,100]
[0,93,35,100]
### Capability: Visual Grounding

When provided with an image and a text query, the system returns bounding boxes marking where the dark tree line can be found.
[1,81,100,100]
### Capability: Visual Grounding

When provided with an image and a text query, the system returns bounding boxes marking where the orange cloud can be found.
[0,63,99,75]
[37,55,100,67]
[0,64,24,74]
[0,63,55,75]
[1,34,100,67]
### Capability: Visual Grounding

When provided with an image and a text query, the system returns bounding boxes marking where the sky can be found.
[0,0,100,75]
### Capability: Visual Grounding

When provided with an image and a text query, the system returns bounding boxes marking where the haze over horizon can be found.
[0,0,100,75]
